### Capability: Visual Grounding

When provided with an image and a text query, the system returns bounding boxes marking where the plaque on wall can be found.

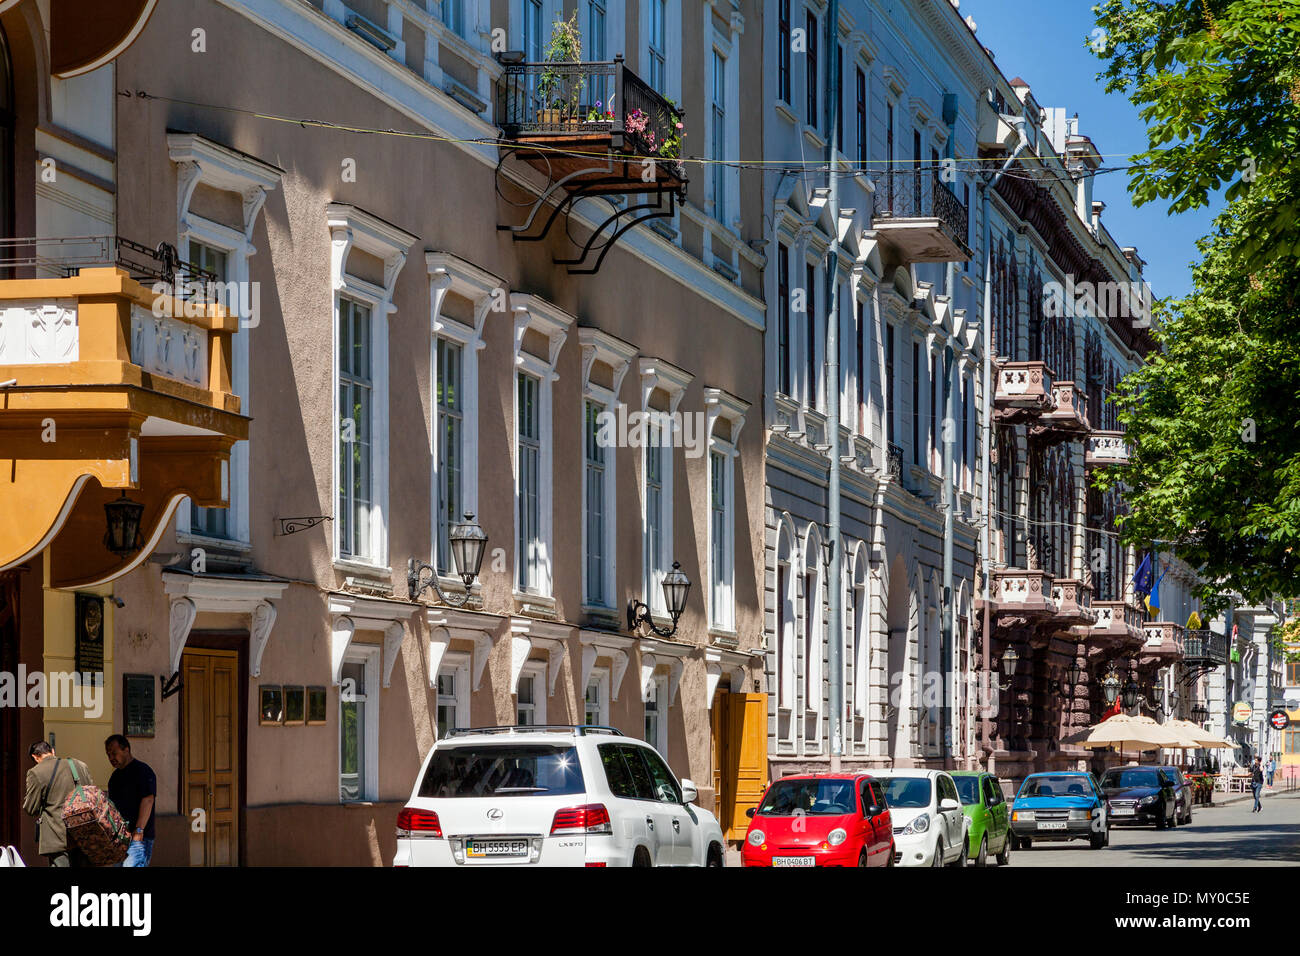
[284,686,305,725]
[306,686,327,725]
[74,593,105,676]
[123,673,155,738]
[259,684,284,725]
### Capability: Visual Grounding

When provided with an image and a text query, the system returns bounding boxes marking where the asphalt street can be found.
[1012,789,1300,867]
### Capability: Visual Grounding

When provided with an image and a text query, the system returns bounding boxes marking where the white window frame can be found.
[704,16,741,233]
[511,296,573,605]
[640,0,681,102]
[638,358,691,621]
[803,528,824,751]
[579,329,635,613]
[704,388,747,634]
[338,644,380,803]
[327,203,416,574]
[435,651,471,737]
[428,253,494,585]
[167,134,281,550]
[643,670,668,754]
[516,660,548,725]
[585,667,610,726]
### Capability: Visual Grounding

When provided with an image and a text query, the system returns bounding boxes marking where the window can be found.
[647,0,666,93]
[804,566,820,702]
[419,744,585,798]
[886,103,895,207]
[1286,729,1300,755]
[855,299,865,433]
[962,377,972,491]
[587,0,610,107]
[644,673,666,753]
[435,655,470,738]
[584,400,608,607]
[339,650,378,802]
[639,745,682,802]
[436,338,463,574]
[777,0,791,104]
[963,183,971,271]
[517,372,542,592]
[855,67,867,168]
[711,48,726,224]
[805,262,817,408]
[338,297,373,561]
[516,664,547,725]
[930,351,939,472]
[835,43,844,140]
[709,450,733,629]
[1288,661,1300,685]
[805,11,818,126]
[522,0,544,60]
[777,243,791,395]
[585,670,610,726]
[912,341,921,465]
[913,129,922,210]
[885,323,895,445]
[443,0,465,37]
[645,423,667,615]
[190,241,232,539]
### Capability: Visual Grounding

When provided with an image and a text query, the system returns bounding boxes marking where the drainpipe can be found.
[979,108,1028,770]
[940,93,959,768]
[825,0,843,773]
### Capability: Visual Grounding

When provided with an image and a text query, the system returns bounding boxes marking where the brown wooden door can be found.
[182,648,240,866]
[712,692,769,842]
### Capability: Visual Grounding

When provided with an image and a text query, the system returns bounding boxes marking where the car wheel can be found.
[633,847,653,867]
[706,844,724,868]
[887,843,896,867]
[1167,808,1177,829]
[1089,828,1106,849]
[974,835,988,867]
[996,834,1011,866]
[858,849,869,868]
[948,836,967,867]
[931,841,943,867]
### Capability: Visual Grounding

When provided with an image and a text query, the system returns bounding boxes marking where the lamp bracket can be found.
[407,559,474,608]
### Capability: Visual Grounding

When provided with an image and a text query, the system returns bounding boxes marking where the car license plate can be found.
[466,838,528,858]
[1113,807,1135,816]
[772,856,816,867]
[1037,821,1067,830]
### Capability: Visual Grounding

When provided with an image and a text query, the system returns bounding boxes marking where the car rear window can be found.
[418,744,585,798]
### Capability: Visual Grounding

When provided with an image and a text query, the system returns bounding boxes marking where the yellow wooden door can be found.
[714,692,768,841]
[182,648,240,866]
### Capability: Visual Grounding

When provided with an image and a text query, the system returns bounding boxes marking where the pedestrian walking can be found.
[22,741,94,867]
[105,735,157,867]
[1251,757,1264,812]
[1266,756,1276,788]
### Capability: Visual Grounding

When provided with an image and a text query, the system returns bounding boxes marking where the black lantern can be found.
[1151,684,1165,710]
[408,513,488,607]
[1066,659,1084,690]
[1001,644,1020,678]
[628,561,691,638]
[1101,666,1120,706]
[1192,703,1208,725]
[1121,677,1140,710]
[103,492,145,557]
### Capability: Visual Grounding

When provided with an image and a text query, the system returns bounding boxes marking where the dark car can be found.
[1154,765,1193,826]
[1099,766,1179,829]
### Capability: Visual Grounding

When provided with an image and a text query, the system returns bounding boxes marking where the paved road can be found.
[1011,790,1300,867]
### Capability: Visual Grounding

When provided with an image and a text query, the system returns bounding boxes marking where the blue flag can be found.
[1148,565,1166,611]
[1132,551,1154,598]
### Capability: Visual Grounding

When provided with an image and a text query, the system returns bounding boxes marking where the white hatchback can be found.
[393,725,727,867]
[876,770,968,867]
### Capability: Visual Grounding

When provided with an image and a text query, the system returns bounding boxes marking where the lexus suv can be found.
[393,725,726,867]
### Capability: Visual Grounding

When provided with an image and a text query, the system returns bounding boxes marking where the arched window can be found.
[1085,331,1104,427]
[994,425,1017,565]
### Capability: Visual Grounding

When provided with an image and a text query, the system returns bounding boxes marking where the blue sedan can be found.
[1008,772,1110,850]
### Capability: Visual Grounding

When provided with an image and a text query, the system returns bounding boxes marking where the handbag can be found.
[61,759,130,866]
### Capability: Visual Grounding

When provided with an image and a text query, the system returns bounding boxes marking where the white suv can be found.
[393,725,727,867]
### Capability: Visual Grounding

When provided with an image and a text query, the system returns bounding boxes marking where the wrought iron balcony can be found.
[1184,629,1228,666]
[887,442,904,482]
[871,167,971,263]
[1085,430,1131,469]
[497,56,685,185]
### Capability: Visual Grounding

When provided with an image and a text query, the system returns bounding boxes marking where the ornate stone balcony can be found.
[1050,578,1096,630]
[1085,430,1131,469]
[993,361,1054,422]
[1140,621,1185,664]
[0,267,247,588]
[990,567,1057,619]
[1089,599,1146,653]
[1032,380,1090,439]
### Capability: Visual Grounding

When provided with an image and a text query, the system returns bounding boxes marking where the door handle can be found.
[672,819,681,833]
[646,816,655,831]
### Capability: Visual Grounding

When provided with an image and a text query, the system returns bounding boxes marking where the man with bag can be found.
[105,734,156,867]
[22,741,93,867]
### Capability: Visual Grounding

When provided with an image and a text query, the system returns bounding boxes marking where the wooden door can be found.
[712,692,769,841]
[182,648,240,866]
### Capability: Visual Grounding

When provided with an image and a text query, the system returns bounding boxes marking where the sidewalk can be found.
[1203,784,1296,808]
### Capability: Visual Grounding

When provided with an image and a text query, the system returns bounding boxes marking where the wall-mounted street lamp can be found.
[1101,664,1121,706]
[1121,675,1140,711]
[407,512,488,606]
[103,492,145,557]
[996,644,1020,691]
[627,561,691,638]
[1191,703,1209,725]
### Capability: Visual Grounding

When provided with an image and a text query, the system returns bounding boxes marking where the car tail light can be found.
[396,807,442,837]
[551,804,613,834]
[584,862,608,867]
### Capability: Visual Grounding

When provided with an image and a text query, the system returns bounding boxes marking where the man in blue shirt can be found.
[105,735,156,866]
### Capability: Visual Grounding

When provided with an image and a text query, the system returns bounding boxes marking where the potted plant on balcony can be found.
[537,14,583,129]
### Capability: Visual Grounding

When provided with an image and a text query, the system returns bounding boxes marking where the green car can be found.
[951,771,1011,866]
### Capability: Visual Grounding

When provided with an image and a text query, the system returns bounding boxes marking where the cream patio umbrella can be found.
[1080,713,1192,759]
[1164,718,1231,749]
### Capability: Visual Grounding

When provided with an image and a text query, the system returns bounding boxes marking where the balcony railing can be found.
[1086,430,1131,469]
[871,167,971,263]
[887,442,904,481]
[0,235,216,286]
[1184,629,1229,665]
[497,56,683,170]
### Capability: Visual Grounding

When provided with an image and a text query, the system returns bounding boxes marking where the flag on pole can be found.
[1132,551,1154,599]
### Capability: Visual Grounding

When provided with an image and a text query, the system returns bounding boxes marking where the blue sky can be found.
[965,0,1221,300]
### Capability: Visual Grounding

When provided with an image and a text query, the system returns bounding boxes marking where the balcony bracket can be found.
[494,148,616,240]
[556,187,677,275]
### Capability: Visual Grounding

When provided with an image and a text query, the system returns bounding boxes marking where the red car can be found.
[741,773,895,867]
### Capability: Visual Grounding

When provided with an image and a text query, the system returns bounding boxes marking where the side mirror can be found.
[680,778,698,805]
[745,807,757,819]
[866,805,882,817]
[940,797,961,811]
